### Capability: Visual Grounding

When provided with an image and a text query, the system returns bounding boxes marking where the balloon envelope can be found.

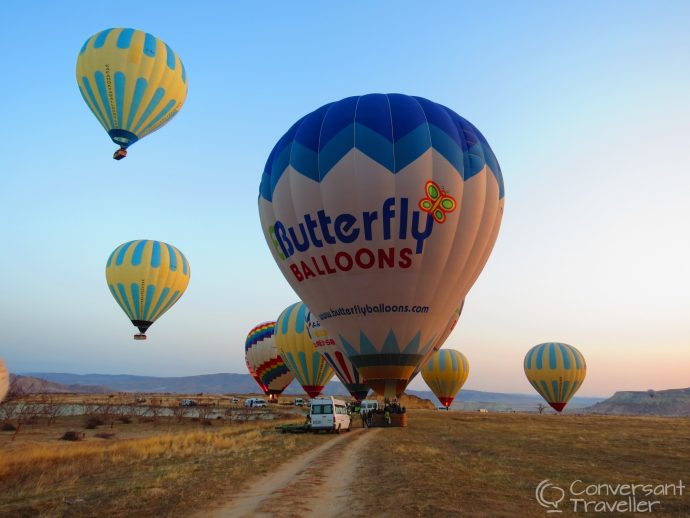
[409,299,464,383]
[0,358,8,403]
[76,28,187,157]
[105,240,190,339]
[524,342,587,412]
[245,322,294,396]
[275,302,333,398]
[259,94,504,397]
[305,307,369,401]
[244,346,268,396]
[421,349,469,408]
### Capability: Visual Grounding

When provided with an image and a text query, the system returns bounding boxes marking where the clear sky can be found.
[1,1,688,397]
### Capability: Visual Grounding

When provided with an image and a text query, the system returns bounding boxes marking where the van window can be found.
[312,404,333,414]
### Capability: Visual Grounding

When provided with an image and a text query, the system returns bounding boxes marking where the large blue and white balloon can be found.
[259,94,504,397]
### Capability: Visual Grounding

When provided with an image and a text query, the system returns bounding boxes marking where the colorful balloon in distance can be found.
[524,342,587,412]
[245,322,294,396]
[0,357,8,403]
[421,349,470,408]
[259,94,504,398]
[76,28,187,159]
[106,240,190,340]
[275,302,334,398]
[305,307,369,401]
[409,299,465,382]
[244,353,268,396]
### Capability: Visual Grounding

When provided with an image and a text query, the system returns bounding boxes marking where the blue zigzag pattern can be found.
[338,329,437,357]
[260,94,504,202]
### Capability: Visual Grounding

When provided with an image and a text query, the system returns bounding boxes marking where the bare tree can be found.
[3,377,43,440]
[196,404,214,425]
[170,405,189,423]
[36,394,64,426]
[537,403,547,414]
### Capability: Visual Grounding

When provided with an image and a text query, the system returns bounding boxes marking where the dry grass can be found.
[353,411,690,517]
[0,415,335,518]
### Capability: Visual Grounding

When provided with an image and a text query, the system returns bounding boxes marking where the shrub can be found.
[61,431,85,441]
[84,417,105,429]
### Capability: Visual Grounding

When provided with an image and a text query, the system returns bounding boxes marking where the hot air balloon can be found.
[305,307,369,401]
[524,342,587,412]
[76,28,187,159]
[245,357,268,396]
[0,358,8,403]
[259,94,504,398]
[275,302,333,398]
[421,349,469,408]
[106,240,190,340]
[409,299,465,383]
[245,322,294,398]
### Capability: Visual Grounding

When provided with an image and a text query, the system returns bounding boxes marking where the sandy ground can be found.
[204,427,381,518]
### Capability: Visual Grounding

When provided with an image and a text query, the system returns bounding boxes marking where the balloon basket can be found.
[133,333,147,341]
[113,148,127,160]
[365,413,407,428]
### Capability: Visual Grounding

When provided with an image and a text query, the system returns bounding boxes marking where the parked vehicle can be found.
[309,397,351,432]
[180,399,198,407]
[359,400,379,413]
[231,398,240,405]
[244,397,267,408]
[294,398,305,407]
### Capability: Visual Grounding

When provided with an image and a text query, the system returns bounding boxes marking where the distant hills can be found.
[586,388,690,416]
[22,371,602,410]
[9,374,111,394]
[19,372,690,416]
[447,390,604,413]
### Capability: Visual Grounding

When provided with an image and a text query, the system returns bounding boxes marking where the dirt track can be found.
[206,428,380,517]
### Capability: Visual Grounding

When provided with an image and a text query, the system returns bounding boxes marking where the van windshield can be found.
[311,404,333,415]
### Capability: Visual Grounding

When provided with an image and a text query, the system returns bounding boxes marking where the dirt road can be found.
[205,428,381,518]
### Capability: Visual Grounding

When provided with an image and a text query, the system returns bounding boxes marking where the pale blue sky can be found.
[1,1,689,396]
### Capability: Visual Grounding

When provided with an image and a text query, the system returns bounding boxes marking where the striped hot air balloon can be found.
[76,28,187,159]
[275,302,333,399]
[409,299,465,383]
[305,307,369,401]
[245,322,294,396]
[245,356,268,396]
[524,342,587,412]
[421,349,469,408]
[105,240,190,340]
[259,94,504,398]
[0,357,9,403]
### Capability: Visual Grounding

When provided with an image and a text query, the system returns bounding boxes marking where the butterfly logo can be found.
[418,180,457,223]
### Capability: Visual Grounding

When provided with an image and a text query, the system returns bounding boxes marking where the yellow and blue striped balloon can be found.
[0,357,8,403]
[275,302,333,398]
[76,28,187,159]
[421,349,469,408]
[105,240,190,339]
[524,342,586,412]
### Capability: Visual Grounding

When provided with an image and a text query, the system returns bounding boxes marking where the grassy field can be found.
[353,411,690,517]
[0,412,335,518]
[2,407,689,517]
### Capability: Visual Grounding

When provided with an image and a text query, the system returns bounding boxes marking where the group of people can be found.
[359,402,406,427]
